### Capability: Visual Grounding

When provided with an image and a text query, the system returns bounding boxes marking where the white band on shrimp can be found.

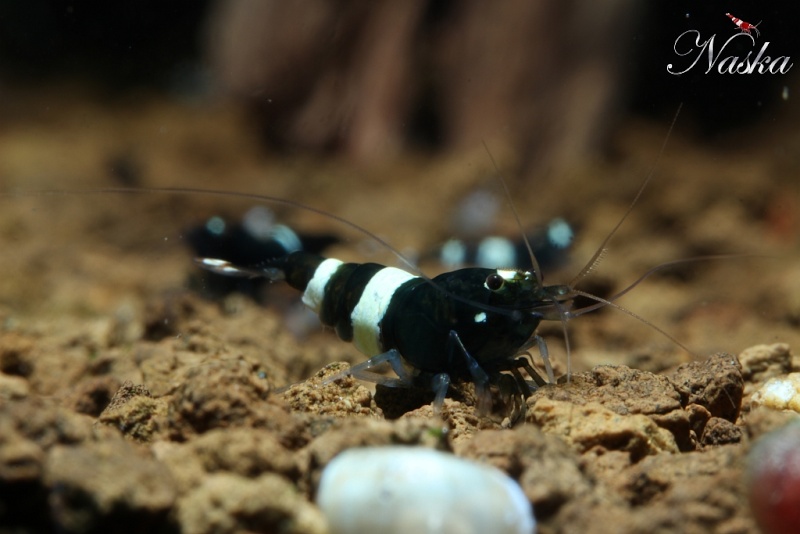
[302,258,344,313]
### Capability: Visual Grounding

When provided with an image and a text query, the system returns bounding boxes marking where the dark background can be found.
[1,1,797,147]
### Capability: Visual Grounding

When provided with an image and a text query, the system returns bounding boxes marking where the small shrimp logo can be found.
[725,13,761,38]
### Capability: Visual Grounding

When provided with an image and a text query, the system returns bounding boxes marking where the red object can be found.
[748,422,800,534]
[725,13,762,37]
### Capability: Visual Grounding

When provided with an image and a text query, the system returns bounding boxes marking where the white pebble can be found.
[751,373,800,412]
[317,446,535,534]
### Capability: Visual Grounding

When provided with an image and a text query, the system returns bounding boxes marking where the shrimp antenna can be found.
[482,141,543,285]
[569,253,762,317]
[570,103,683,288]
[10,186,531,320]
[16,186,423,274]
[567,288,696,356]
[565,252,768,360]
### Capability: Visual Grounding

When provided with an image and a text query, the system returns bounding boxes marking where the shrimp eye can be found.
[485,273,504,291]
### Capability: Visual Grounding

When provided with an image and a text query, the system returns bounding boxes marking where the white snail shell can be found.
[317,446,536,534]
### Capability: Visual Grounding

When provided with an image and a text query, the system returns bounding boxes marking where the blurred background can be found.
[1,1,798,164]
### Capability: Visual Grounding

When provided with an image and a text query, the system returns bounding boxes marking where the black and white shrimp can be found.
[429,217,574,271]
[198,251,570,416]
[425,187,574,272]
[188,111,690,422]
[184,206,339,301]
